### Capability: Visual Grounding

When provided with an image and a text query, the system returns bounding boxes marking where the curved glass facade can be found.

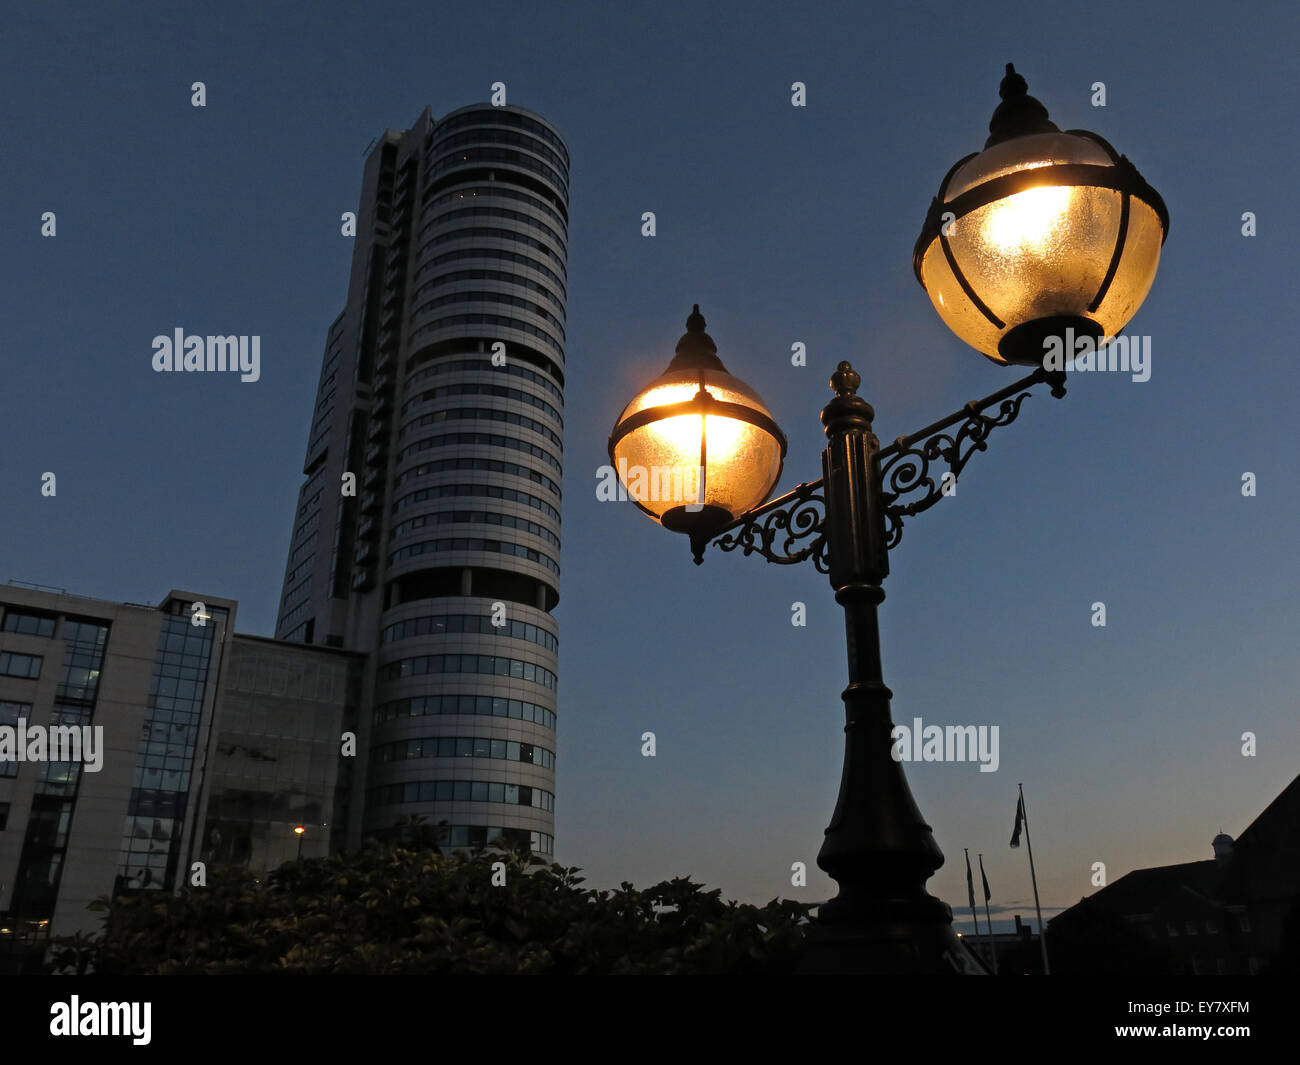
[275,104,567,859]
[369,108,566,858]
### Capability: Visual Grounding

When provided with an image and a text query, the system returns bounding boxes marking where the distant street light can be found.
[609,65,1167,973]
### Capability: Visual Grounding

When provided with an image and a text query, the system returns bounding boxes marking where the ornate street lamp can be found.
[914,63,1169,365]
[608,304,787,546]
[609,66,1167,973]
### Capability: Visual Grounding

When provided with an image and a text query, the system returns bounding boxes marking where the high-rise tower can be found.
[276,104,568,857]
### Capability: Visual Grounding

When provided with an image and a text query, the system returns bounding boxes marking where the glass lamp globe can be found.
[608,305,787,540]
[914,64,1169,366]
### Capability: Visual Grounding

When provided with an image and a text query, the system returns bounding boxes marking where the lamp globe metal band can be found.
[914,63,1170,366]
[608,304,788,543]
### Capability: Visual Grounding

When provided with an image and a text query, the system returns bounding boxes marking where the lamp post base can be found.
[797,896,989,974]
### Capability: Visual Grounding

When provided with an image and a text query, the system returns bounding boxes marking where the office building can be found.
[274,103,569,858]
[0,583,358,970]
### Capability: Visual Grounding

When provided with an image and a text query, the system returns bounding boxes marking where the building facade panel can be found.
[195,634,362,871]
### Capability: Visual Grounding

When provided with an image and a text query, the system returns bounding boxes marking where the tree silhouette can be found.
[47,840,813,975]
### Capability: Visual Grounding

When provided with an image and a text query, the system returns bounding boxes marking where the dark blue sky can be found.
[2,1,1296,929]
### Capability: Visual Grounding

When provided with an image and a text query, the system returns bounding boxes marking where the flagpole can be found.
[963,848,984,964]
[978,853,998,974]
[961,853,977,936]
[1018,782,1051,975]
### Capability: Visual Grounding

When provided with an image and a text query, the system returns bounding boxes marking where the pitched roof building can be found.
[1049,774,1300,974]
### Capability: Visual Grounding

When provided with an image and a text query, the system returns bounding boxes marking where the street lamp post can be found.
[609,66,1167,974]
[294,825,306,861]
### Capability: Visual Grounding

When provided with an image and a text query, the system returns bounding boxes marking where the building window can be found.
[1238,913,1252,933]
[1185,921,1198,935]
[116,612,220,895]
[367,779,555,811]
[1,610,57,637]
[393,482,561,524]
[373,693,556,731]
[379,653,557,690]
[371,735,555,768]
[0,801,9,830]
[1248,957,1259,974]
[381,613,558,652]
[392,822,553,855]
[1166,923,1178,936]
[390,509,562,551]
[0,651,42,679]
[0,701,32,777]
[1207,920,1220,935]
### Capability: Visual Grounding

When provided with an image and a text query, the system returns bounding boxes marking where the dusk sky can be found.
[2,1,1296,932]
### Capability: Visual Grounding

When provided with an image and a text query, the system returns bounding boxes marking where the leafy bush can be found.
[47,842,813,975]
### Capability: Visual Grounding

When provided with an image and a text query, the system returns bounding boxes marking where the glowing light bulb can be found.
[701,413,745,459]
[980,185,1074,251]
[649,413,706,460]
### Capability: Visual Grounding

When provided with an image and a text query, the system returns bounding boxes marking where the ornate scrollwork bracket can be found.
[695,479,829,570]
[692,365,1065,566]
[876,366,1066,549]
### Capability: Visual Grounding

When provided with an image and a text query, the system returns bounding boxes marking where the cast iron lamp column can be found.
[806,361,967,971]
[608,65,1168,974]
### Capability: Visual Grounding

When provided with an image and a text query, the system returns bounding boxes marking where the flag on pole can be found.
[1011,795,1025,848]
[965,849,977,912]
[979,853,992,903]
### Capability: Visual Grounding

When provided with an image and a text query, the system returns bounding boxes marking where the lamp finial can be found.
[831,361,861,397]
[1000,63,1028,99]
[986,63,1058,147]
[821,361,875,439]
[668,302,724,371]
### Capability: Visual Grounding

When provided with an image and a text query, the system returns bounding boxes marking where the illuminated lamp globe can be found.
[608,305,787,546]
[914,64,1169,366]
